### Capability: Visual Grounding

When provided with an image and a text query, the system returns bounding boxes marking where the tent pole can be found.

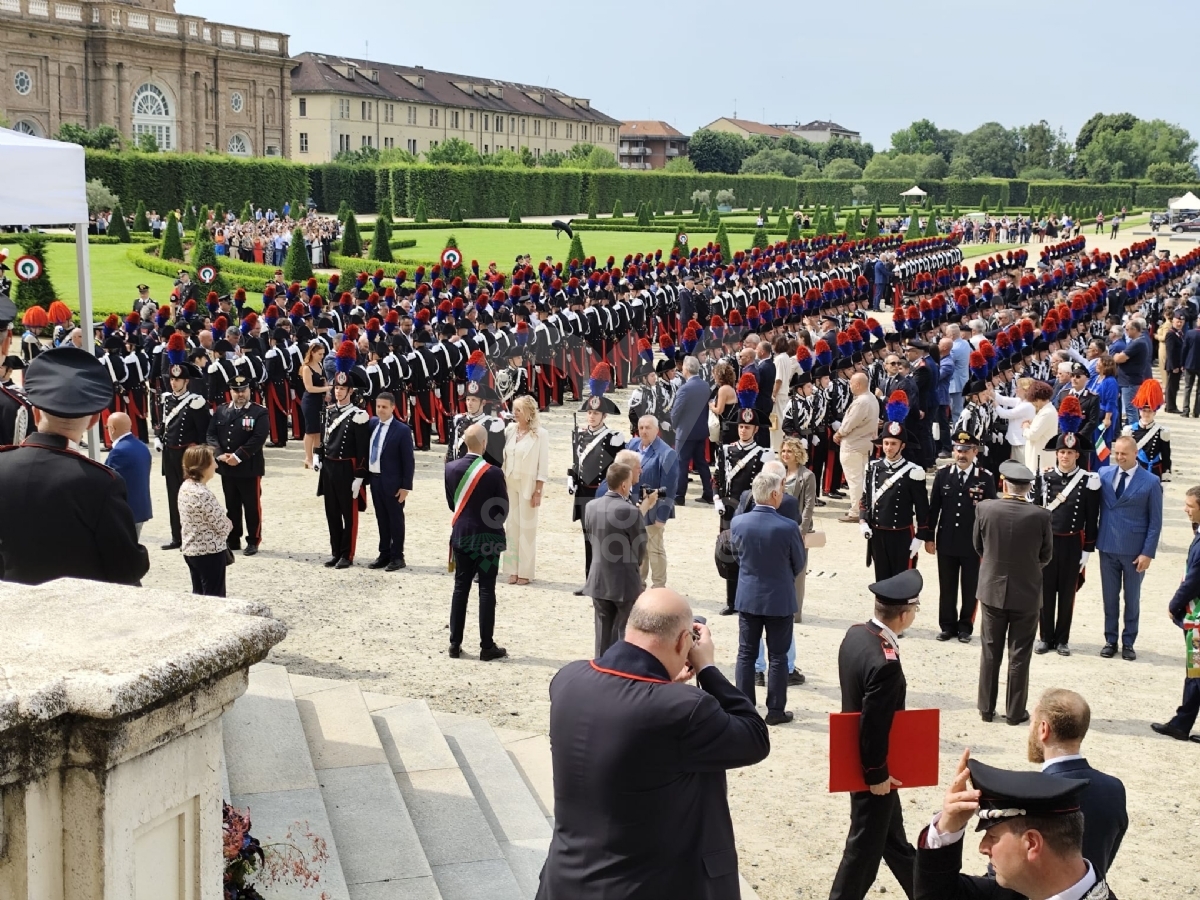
[76,223,99,460]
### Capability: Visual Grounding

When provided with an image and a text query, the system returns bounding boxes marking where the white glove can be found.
[456,383,465,396]
[566,474,576,495]
[312,459,322,472]
[715,498,725,517]
[535,365,542,373]
[153,438,162,452]
[812,434,821,446]
[909,537,923,558]
[860,522,873,539]
[1080,550,1092,572]
[832,421,843,431]
[351,478,363,499]
[661,421,671,432]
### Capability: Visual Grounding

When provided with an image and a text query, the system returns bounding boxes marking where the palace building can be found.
[0,0,290,156]
[289,52,620,164]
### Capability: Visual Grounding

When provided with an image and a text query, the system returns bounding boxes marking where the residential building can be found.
[618,120,687,170]
[289,53,620,164]
[778,120,861,143]
[0,0,291,156]
[701,117,791,140]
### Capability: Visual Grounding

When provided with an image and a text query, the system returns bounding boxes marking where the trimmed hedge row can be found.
[129,243,279,288]
[37,233,157,245]
[1025,182,1135,210]
[308,163,379,215]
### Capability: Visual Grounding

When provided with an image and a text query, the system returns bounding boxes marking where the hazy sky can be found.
[181,0,1200,151]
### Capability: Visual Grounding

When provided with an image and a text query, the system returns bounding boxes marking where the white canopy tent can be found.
[1168,191,1200,212]
[0,127,97,455]
[900,185,927,197]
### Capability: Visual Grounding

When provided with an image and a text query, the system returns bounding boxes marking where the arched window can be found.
[227,132,250,156]
[63,65,79,109]
[265,88,276,125]
[13,119,42,136]
[132,83,174,150]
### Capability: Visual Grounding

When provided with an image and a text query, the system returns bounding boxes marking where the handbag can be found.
[708,409,722,444]
[224,548,236,566]
[714,528,737,581]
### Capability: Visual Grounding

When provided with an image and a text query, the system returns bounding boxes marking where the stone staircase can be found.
[222,662,759,900]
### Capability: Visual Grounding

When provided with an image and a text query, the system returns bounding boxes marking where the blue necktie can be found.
[1115,471,1127,500]
[370,424,383,466]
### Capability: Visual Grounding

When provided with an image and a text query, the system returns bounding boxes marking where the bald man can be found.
[538,588,769,900]
[835,373,880,521]
[105,410,153,536]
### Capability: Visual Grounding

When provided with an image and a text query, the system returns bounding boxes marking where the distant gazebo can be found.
[900,185,927,198]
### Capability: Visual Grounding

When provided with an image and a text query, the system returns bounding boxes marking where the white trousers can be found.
[841,446,869,514]
[501,495,539,579]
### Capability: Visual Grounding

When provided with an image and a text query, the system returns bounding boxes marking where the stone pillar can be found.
[0,580,287,900]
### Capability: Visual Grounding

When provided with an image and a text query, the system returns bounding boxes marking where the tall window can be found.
[338,98,350,119]
[609,127,615,143]
[265,89,276,125]
[496,116,503,133]
[581,125,588,141]
[483,114,489,131]
[407,106,416,124]
[469,112,474,129]
[406,138,417,154]
[533,119,541,137]
[566,123,573,140]
[339,134,350,152]
[361,135,373,148]
[299,132,309,153]
[298,97,307,117]
[520,118,526,135]
[361,101,372,121]
[550,121,557,138]
[509,116,515,133]
[428,107,439,127]
[132,83,174,150]
[451,110,459,128]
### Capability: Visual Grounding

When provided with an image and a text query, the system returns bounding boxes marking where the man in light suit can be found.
[367,392,415,572]
[536,588,769,900]
[628,415,678,589]
[584,461,649,657]
[105,411,152,537]
[973,461,1053,725]
[1096,435,1163,660]
[671,356,714,505]
[731,469,806,725]
[1026,688,1127,880]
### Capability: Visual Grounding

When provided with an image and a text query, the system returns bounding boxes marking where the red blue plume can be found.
[969,351,988,383]
[335,340,357,374]
[166,332,187,365]
[589,363,612,398]
[736,372,759,409]
[886,390,909,423]
[466,350,488,382]
[637,337,654,365]
[1057,395,1084,434]
[795,344,812,372]
[814,339,832,368]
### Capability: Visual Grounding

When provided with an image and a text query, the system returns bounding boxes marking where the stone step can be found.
[433,712,553,898]
[223,663,352,900]
[365,692,524,900]
[290,674,442,900]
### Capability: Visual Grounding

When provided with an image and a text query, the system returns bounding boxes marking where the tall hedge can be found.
[341,215,363,258]
[283,227,313,282]
[160,212,184,262]
[369,216,393,262]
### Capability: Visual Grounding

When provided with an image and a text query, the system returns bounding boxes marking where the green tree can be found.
[369,216,393,262]
[898,197,908,215]
[664,155,696,173]
[637,202,650,226]
[759,201,769,222]
[814,211,829,238]
[924,209,940,237]
[980,195,990,212]
[518,146,537,167]
[136,132,159,153]
[133,201,149,232]
[413,198,428,224]
[823,158,863,179]
[688,128,748,174]
[508,201,521,224]
[337,200,351,223]
[740,148,813,177]
[190,227,230,295]
[751,226,770,251]
[196,204,210,233]
[13,233,56,311]
[843,209,859,239]
[1075,112,1138,152]
[1147,161,1199,183]
[442,235,466,282]
[539,149,565,168]
[341,214,363,257]
[612,199,623,219]
[587,199,598,220]
[716,222,733,262]
[283,227,314,282]
[213,203,226,225]
[956,122,1021,178]
[654,196,665,217]
[55,122,120,150]
[865,211,880,239]
[672,197,683,215]
[425,137,482,165]
[182,201,197,232]
[709,209,721,228]
[85,177,119,214]
[584,146,618,169]
[240,201,253,222]
[566,233,585,268]
[671,231,686,258]
[776,209,789,229]
[786,216,801,242]
[160,212,184,262]
[904,213,923,240]
[108,203,131,243]
[889,119,960,161]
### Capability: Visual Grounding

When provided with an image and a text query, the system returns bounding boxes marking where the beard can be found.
[1026,727,1045,764]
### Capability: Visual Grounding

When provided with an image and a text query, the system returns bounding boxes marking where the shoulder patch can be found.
[1086,472,1101,490]
[1160,428,1171,441]
[353,409,370,425]
[908,465,926,480]
[189,396,207,409]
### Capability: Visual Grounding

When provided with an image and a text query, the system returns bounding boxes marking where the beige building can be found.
[701,117,791,140]
[781,119,861,143]
[289,52,620,164]
[0,0,291,156]
[619,120,688,170]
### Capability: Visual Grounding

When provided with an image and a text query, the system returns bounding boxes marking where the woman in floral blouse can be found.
[179,444,233,597]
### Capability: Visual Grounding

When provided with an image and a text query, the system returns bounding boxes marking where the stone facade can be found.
[0,0,290,157]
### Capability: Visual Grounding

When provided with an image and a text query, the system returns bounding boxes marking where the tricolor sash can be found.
[451,456,491,525]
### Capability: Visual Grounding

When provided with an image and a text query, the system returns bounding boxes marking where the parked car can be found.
[1149,212,1170,226]
[1172,217,1200,233]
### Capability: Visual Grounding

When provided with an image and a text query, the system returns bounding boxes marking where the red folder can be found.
[828,708,940,793]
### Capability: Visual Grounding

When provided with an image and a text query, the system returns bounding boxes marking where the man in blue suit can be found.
[1153,483,1200,742]
[628,415,678,589]
[105,411,152,537]
[731,468,806,725]
[1096,435,1163,660]
[671,356,714,505]
[366,392,415,572]
[444,423,509,661]
[1026,688,1127,880]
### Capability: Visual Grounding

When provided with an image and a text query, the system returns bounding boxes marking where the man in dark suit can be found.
[1026,689,1127,879]
[973,461,1053,725]
[584,460,649,656]
[752,340,775,447]
[671,356,715,504]
[921,431,996,643]
[1180,317,1200,417]
[731,468,805,725]
[1096,435,1162,660]
[1154,483,1200,742]
[829,569,922,900]
[206,374,270,555]
[444,423,509,661]
[366,391,415,572]
[536,587,770,900]
[0,347,149,586]
[1163,310,1185,413]
[105,411,152,538]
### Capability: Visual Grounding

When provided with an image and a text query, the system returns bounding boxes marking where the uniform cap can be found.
[999,459,1035,484]
[967,759,1088,831]
[23,347,114,417]
[868,569,923,606]
[951,431,980,448]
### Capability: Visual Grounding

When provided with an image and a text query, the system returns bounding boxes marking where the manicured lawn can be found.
[37,241,177,319]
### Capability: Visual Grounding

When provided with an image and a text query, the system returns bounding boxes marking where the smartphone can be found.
[693,616,707,625]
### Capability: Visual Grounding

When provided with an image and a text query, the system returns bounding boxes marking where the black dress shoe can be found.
[323,557,339,568]
[765,710,794,726]
[957,632,972,644]
[573,586,586,596]
[161,541,181,551]
[827,490,846,500]
[674,497,686,506]
[815,499,827,507]
[1190,734,1200,744]
[1100,643,1117,658]
[448,644,461,659]
[385,560,405,572]
[1056,644,1071,657]
[1122,646,1137,661]
[1007,711,1030,726]
[1034,641,1053,655]
[719,606,737,616]
[980,710,995,723]
[243,544,258,556]
[754,672,765,687]
[480,645,508,661]
[334,557,352,569]
[936,631,956,642]
[699,495,715,505]
[1151,722,1190,741]
[367,555,389,570]
[787,670,806,686]
[227,541,241,552]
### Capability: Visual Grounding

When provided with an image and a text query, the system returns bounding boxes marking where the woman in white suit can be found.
[501,395,550,584]
[1022,380,1059,472]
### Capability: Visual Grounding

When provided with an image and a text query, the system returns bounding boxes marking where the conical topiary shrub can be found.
[924,208,940,238]
[905,212,923,240]
[752,227,770,250]
[637,202,650,227]
[865,211,880,239]
[566,233,585,268]
[654,196,665,217]
[369,215,393,262]
[672,197,682,215]
[108,203,131,243]
[12,233,56,311]
[161,211,184,261]
[442,234,466,282]
[716,222,732,263]
[508,201,521,224]
[709,209,720,228]
[190,227,230,295]
[132,200,149,232]
[786,215,801,242]
[413,197,428,224]
[612,198,624,219]
[283,227,314,282]
[182,200,197,232]
[449,200,463,223]
[341,214,363,257]
[587,199,598,220]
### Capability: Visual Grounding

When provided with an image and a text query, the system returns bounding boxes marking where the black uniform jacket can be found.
[838,621,906,786]
[915,838,1116,900]
[0,433,149,585]
[536,641,770,900]
[206,401,270,478]
[920,464,996,553]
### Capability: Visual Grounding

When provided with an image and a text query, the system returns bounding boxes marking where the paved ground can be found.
[131,225,1200,900]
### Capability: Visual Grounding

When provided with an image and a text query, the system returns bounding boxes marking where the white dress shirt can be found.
[368,416,393,475]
